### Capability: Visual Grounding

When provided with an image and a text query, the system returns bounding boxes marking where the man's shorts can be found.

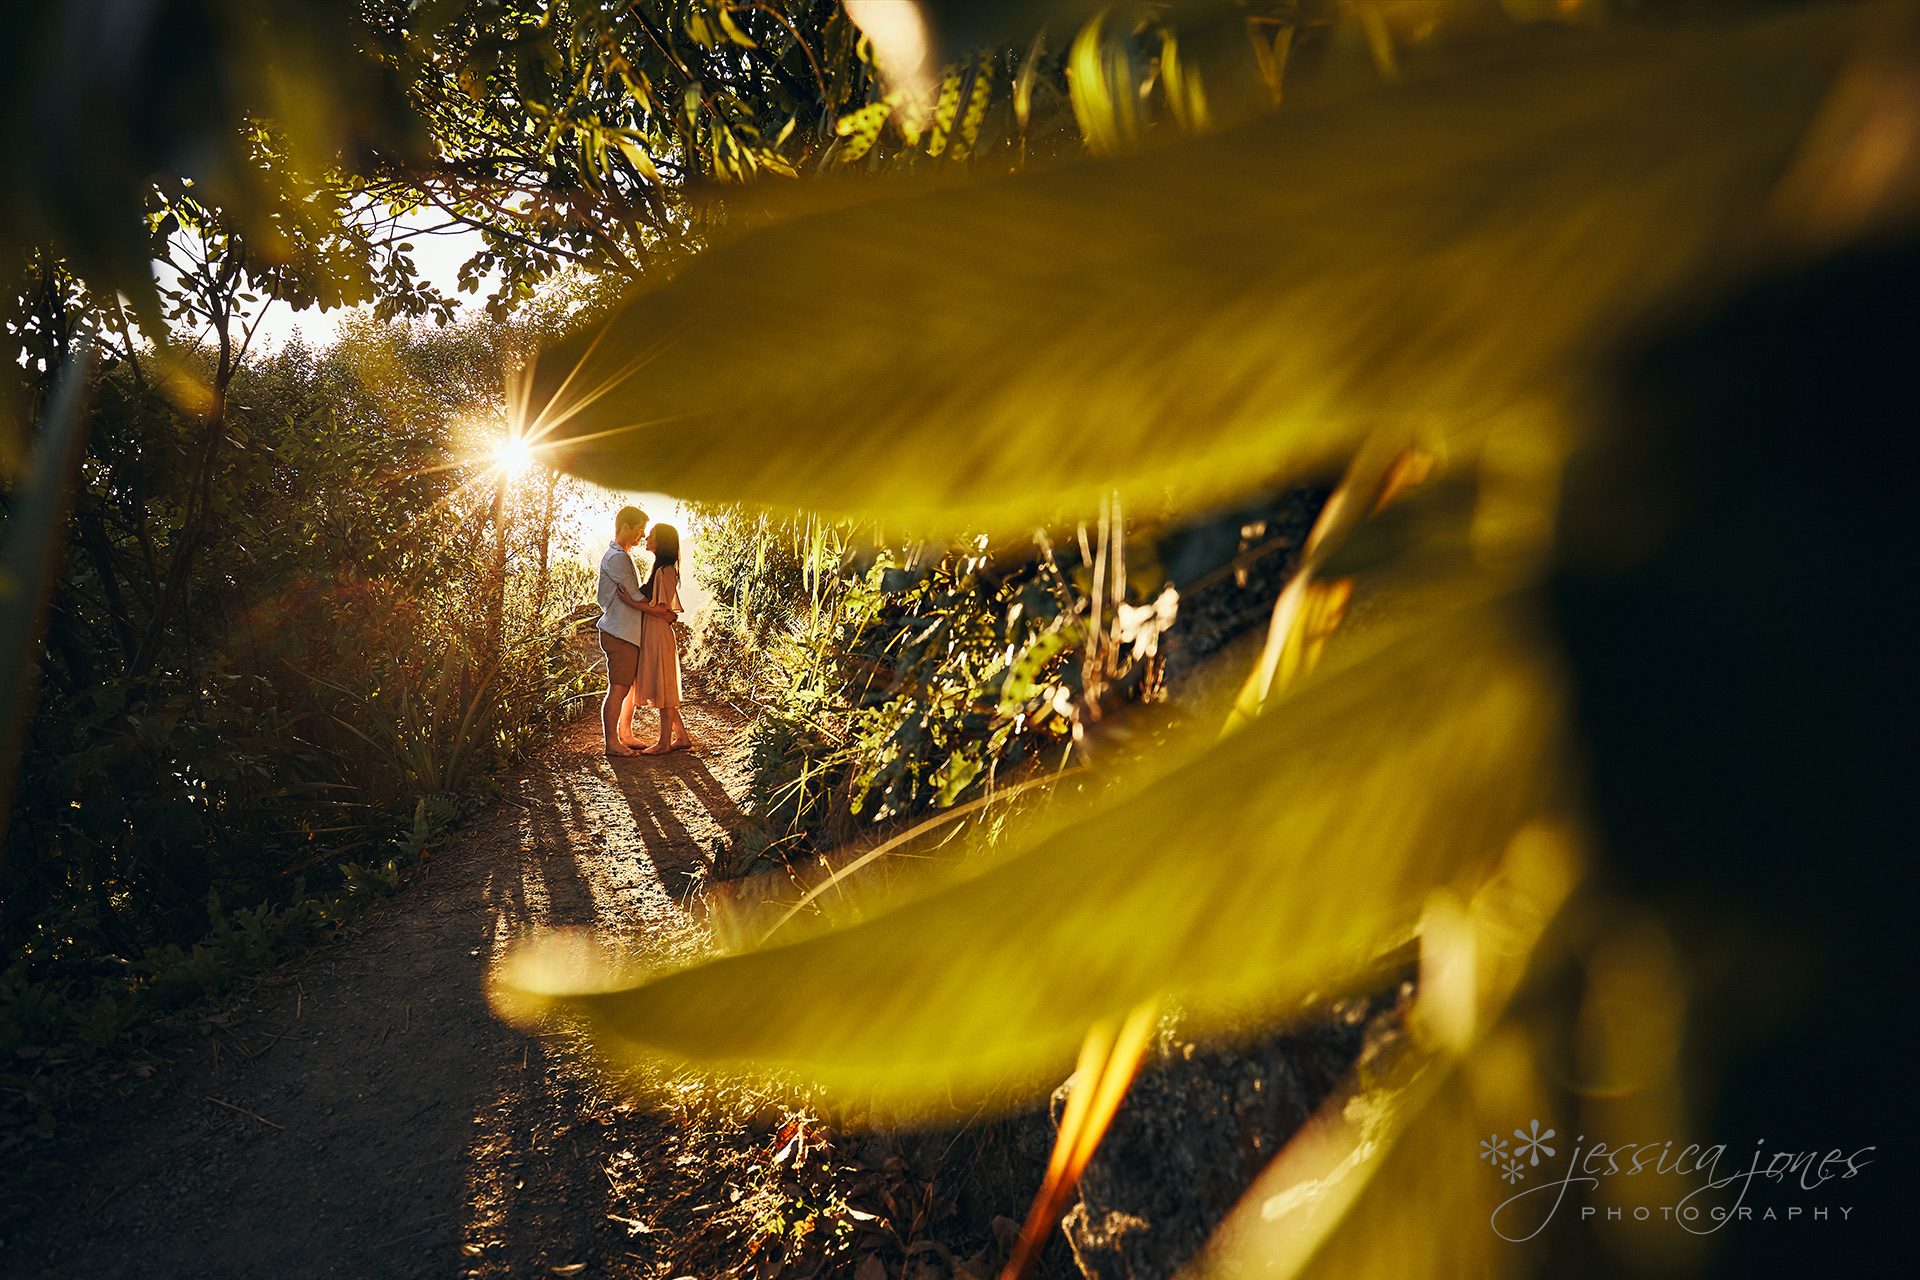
[600,630,640,686]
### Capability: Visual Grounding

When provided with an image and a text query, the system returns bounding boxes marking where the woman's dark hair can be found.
[642,523,680,600]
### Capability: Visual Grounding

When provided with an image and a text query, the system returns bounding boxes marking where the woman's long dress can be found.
[633,564,683,709]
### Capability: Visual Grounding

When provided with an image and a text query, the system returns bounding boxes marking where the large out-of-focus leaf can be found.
[493,595,1565,1109]
[1193,1027,1546,1280]
[1191,818,1582,1280]
[0,0,423,458]
[1,0,418,320]
[528,10,1852,533]
[898,1,1112,65]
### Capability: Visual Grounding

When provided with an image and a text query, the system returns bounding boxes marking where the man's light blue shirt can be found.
[596,541,648,645]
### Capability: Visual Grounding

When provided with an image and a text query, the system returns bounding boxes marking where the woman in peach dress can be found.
[634,523,696,753]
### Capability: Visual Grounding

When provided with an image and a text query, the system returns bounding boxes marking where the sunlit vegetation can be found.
[686,493,1324,889]
[690,511,1113,876]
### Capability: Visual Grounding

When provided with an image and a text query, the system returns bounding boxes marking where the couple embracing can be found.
[596,505,695,757]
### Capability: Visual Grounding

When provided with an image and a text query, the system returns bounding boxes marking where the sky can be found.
[245,225,498,354]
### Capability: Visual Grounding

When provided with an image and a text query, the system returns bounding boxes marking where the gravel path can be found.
[9,697,761,1280]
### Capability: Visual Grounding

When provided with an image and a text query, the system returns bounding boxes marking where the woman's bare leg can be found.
[666,706,697,751]
[639,698,669,753]
[641,704,691,753]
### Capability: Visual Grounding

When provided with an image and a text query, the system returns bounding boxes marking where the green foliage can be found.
[305,599,596,798]
[690,505,1170,880]
[682,501,812,707]
[373,0,1087,312]
[757,539,1081,829]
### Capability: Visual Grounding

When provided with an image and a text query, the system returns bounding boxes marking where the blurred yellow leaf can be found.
[526,11,1852,535]
[1068,10,1143,155]
[1193,818,1581,1280]
[492,597,1567,1111]
[1194,1025,1549,1280]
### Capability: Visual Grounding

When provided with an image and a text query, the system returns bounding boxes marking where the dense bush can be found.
[1,311,601,1111]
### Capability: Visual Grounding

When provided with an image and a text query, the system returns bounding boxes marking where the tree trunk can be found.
[128,383,226,679]
[484,469,509,655]
[76,503,137,666]
[533,467,558,622]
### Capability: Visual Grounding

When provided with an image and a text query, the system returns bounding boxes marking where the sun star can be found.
[495,436,534,476]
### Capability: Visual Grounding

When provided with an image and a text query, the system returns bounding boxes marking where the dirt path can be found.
[9,696,772,1280]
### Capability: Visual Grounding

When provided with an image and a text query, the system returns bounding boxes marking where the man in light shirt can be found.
[597,505,674,756]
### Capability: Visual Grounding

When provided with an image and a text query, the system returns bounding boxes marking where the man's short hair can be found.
[615,505,648,532]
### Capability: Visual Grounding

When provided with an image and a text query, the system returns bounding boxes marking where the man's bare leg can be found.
[603,680,637,756]
[617,683,645,749]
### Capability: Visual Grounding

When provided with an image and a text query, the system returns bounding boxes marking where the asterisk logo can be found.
[1500,1157,1526,1184]
[1513,1119,1556,1166]
[1480,1134,1510,1164]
